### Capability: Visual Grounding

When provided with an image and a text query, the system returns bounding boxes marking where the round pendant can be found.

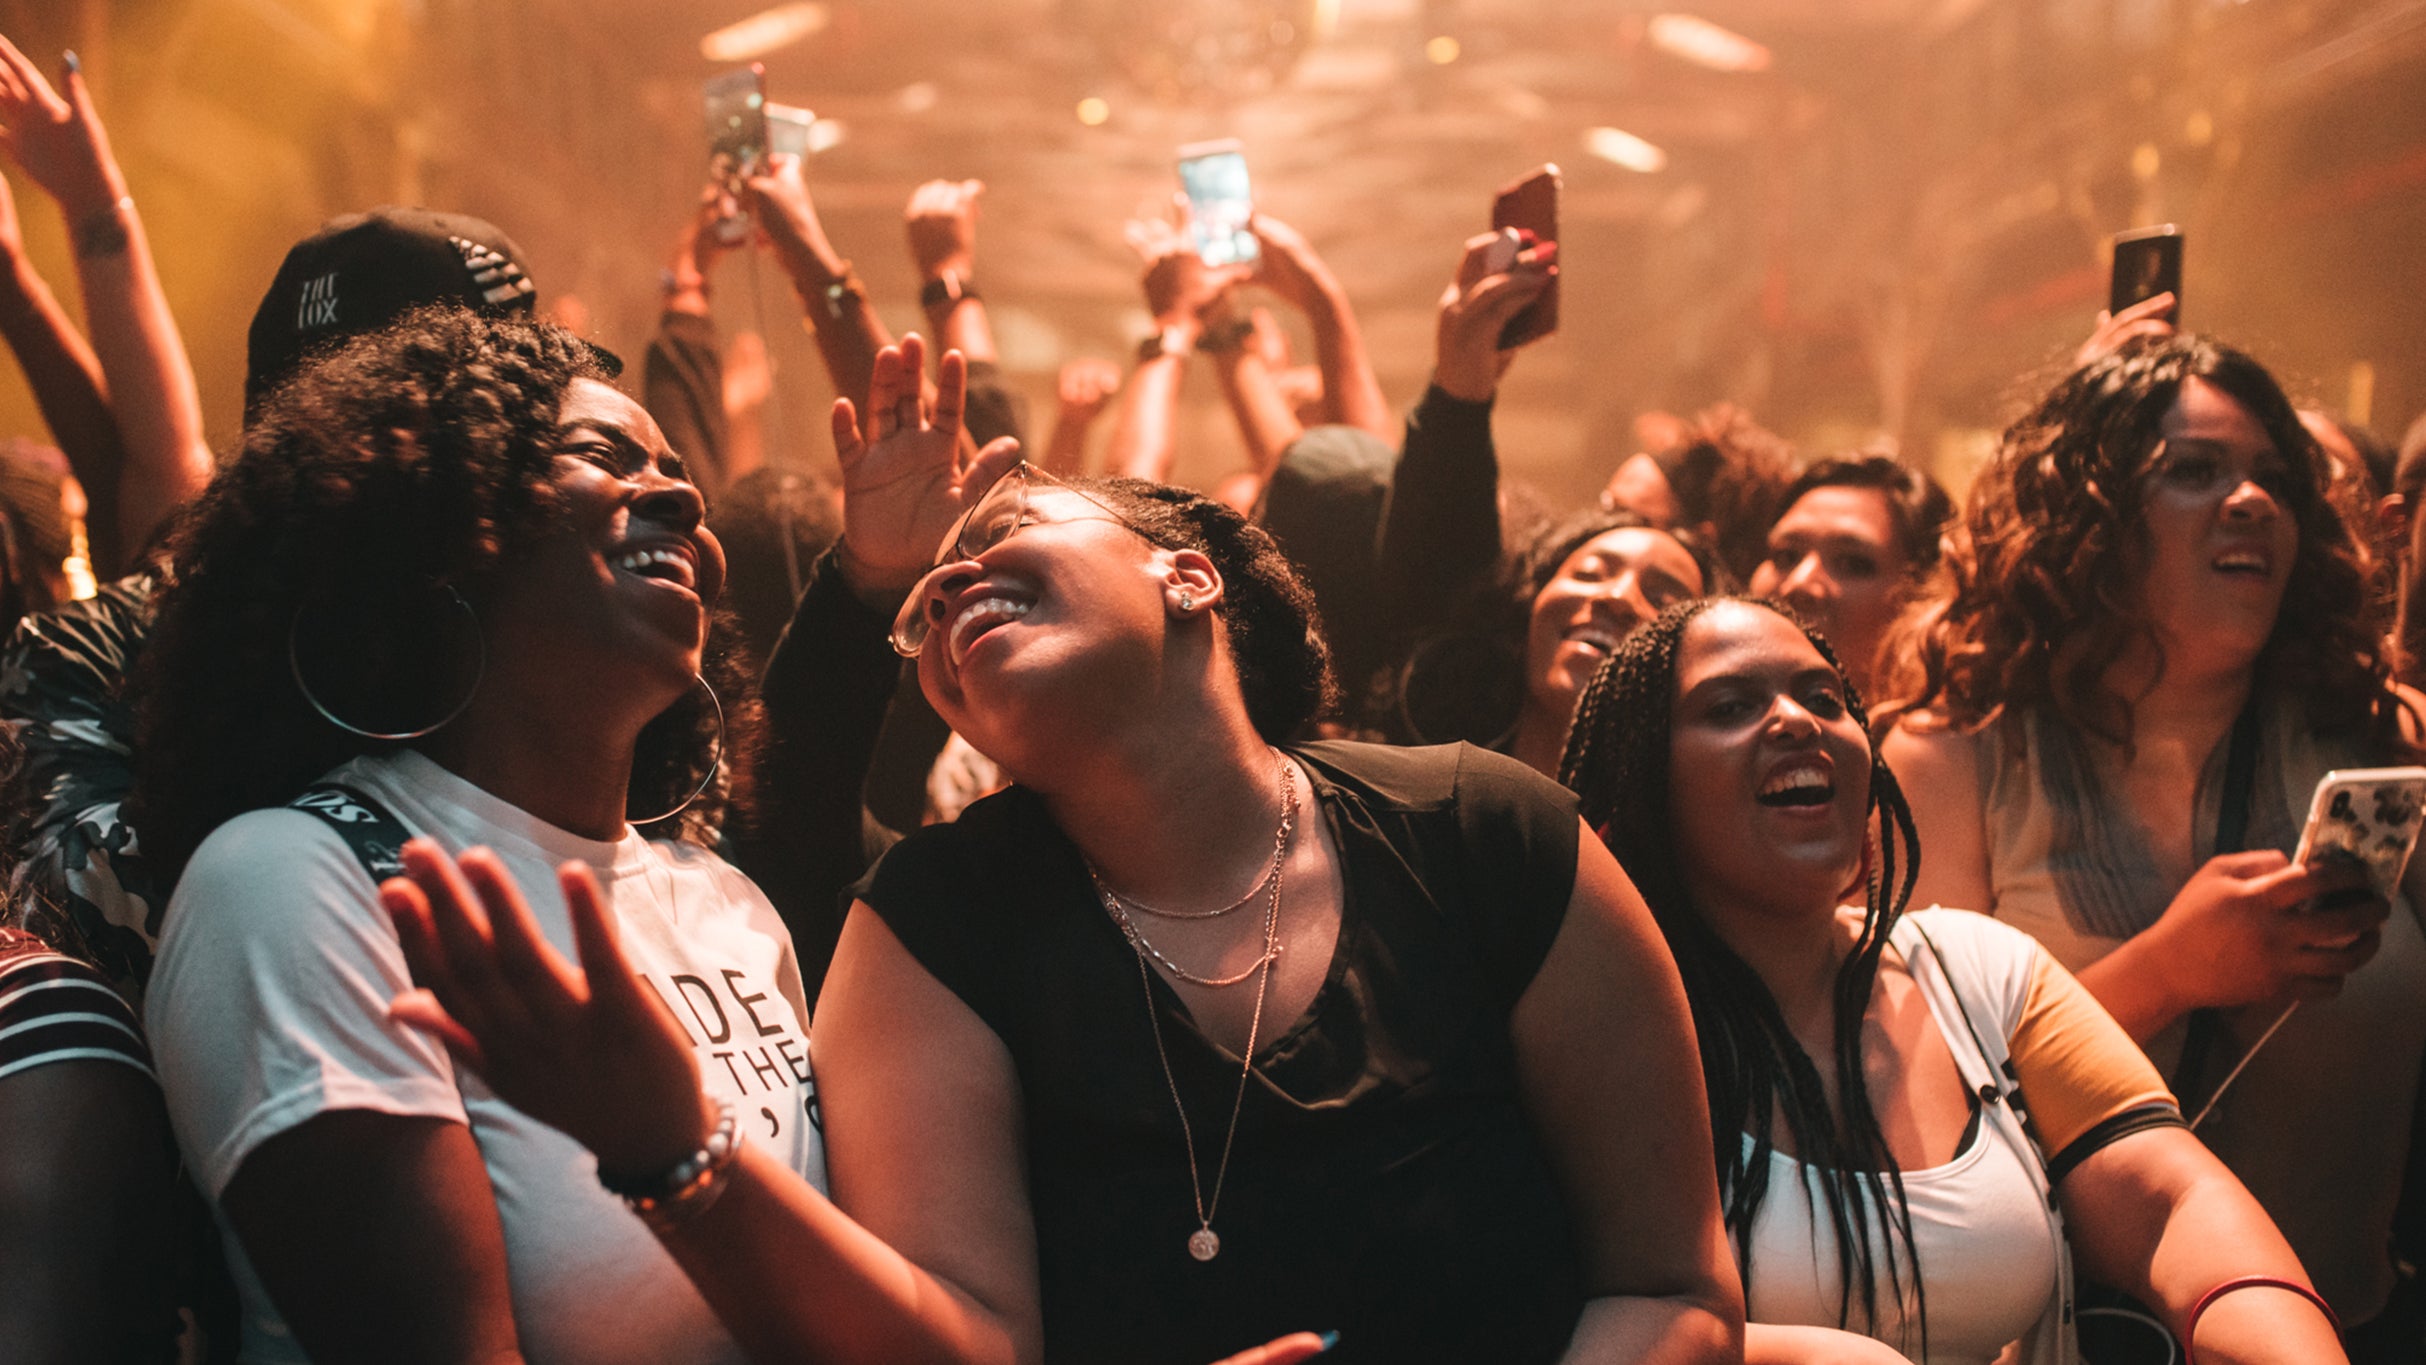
[1188,1227,1221,1262]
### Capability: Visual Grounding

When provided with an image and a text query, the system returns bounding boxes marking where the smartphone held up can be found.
[1490,164,1561,349]
[2109,224,2183,324]
[1177,139,1259,268]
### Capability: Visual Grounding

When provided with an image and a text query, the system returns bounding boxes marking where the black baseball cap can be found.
[244,206,540,417]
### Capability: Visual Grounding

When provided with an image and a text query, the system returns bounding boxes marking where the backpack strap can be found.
[289,785,412,882]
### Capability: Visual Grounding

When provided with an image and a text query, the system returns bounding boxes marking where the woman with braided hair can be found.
[1561,595,2344,1364]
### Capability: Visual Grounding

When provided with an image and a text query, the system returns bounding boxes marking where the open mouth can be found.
[2211,548,2270,579]
[949,594,1033,664]
[1756,762,1835,808]
[612,544,698,591]
[1565,625,1627,659]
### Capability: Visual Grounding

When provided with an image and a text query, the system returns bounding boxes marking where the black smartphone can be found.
[2109,225,2183,323]
[1490,164,1561,348]
[1177,139,1259,267]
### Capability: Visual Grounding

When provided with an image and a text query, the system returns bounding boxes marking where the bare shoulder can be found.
[1879,709,1986,798]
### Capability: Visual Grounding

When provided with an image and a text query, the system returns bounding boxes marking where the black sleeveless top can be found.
[856,741,1585,1365]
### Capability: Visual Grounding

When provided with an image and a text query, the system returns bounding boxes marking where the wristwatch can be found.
[1137,324,1195,364]
[919,269,978,311]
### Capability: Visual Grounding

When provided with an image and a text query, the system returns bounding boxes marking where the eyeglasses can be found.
[888,463,1140,658]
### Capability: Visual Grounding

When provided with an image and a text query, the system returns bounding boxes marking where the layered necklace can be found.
[1084,751,1297,1262]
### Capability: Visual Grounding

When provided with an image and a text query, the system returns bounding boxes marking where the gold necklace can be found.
[1108,755,1294,1262]
[1089,756,1297,986]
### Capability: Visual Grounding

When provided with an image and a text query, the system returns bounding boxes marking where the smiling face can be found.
[1526,526,1705,725]
[2126,376,2301,668]
[909,483,1183,767]
[477,378,725,716]
[1747,485,1910,685]
[1667,602,1874,920]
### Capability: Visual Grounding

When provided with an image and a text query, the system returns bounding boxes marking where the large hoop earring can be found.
[289,588,485,741]
[628,674,727,828]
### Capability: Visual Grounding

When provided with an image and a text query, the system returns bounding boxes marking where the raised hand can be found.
[1208,1332,1333,1365]
[0,40,124,223]
[1130,217,1249,330]
[383,840,717,1178]
[744,153,846,288]
[1433,228,1557,403]
[2075,290,2178,367]
[1056,357,1123,427]
[830,333,1022,598]
[1246,213,1340,317]
[905,178,983,283]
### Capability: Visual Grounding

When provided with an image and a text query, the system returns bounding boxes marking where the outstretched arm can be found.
[0,39,210,570]
[1249,214,1390,441]
[0,171,124,522]
[747,153,890,416]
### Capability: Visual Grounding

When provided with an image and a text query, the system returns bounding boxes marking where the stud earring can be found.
[1177,590,1196,614]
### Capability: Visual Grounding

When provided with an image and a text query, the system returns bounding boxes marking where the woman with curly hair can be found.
[1561,594,2345,1364]
[374,340,1743,1364]
[129,306,818,1365]
[1882,334,2426,1344]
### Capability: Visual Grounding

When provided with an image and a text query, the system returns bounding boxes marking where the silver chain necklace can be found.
[1089,753,1295,1261]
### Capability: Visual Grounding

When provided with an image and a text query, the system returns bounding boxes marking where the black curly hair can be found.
[1071,477,1341,741]
[1559,595,1927,1351]
[129,306,745,880]
[1903,334,2398,751]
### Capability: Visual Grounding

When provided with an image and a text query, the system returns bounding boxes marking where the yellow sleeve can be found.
[2008,949,2179,1165]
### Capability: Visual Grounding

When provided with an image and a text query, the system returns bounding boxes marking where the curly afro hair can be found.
[129,306,743,879]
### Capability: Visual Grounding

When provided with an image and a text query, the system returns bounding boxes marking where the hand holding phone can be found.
[2108,225,2182,324]
[703,65,768,246]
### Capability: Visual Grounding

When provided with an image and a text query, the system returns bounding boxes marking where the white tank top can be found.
[1738,1074,2060,1363]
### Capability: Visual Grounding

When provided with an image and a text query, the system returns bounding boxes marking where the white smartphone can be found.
[1177,139,1258,267]
[2293,766,2426,899]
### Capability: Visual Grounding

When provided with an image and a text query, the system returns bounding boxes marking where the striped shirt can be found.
[0,928,154,1083]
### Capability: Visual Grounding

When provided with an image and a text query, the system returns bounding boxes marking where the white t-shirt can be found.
[146,750,827,1365]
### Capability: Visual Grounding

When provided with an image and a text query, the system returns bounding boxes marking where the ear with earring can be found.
[1177,589,1196,614]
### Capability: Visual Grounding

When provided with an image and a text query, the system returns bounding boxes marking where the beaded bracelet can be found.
[597,1097,743,1233]
[2182,1275,2340,1365]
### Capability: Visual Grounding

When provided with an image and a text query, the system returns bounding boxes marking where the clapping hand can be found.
[830,333,1023,599]
[385,840,716,1179]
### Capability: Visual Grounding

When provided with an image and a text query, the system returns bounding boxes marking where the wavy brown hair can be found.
[1899,335,2399,751]
[129,307,746,881]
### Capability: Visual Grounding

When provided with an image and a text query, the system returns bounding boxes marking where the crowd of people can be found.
[2,29,2423,1365]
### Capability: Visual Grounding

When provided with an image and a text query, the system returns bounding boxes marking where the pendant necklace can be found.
[1090,753,1296,1262]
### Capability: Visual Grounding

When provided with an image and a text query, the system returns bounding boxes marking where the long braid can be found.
[1560,596,1928,1351]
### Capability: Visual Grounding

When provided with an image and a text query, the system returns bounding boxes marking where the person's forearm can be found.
[1210,349,1302,478]
[1560,1294,1740,1365]
[1303,285,1391,441]
[2134,1170,2343,1363]
[657,1145,1019,1365]
[775,245,889,411]
[1106,350,1188,483]
[1039,411,1093,476]
[2075,931,2193,1044]
[925,298,995,366]
[1377,384,1502,640]
[63,194,211,563]
[0,254,129,568]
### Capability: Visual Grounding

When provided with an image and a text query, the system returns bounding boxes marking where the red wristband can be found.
[2182,1276,2340,1364]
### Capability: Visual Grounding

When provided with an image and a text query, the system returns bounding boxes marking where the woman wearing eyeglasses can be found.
[383,336,1743,1364]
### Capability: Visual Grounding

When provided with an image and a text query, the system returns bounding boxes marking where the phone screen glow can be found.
[1180,152,1258,267]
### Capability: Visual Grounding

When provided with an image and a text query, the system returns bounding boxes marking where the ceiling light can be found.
[806,118,847,153]
[1425,35,1461,64]
[1076,96,1111,126]
[1585,126,1668,173]
[700,3,829,63]
[1646,14,1771,73]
